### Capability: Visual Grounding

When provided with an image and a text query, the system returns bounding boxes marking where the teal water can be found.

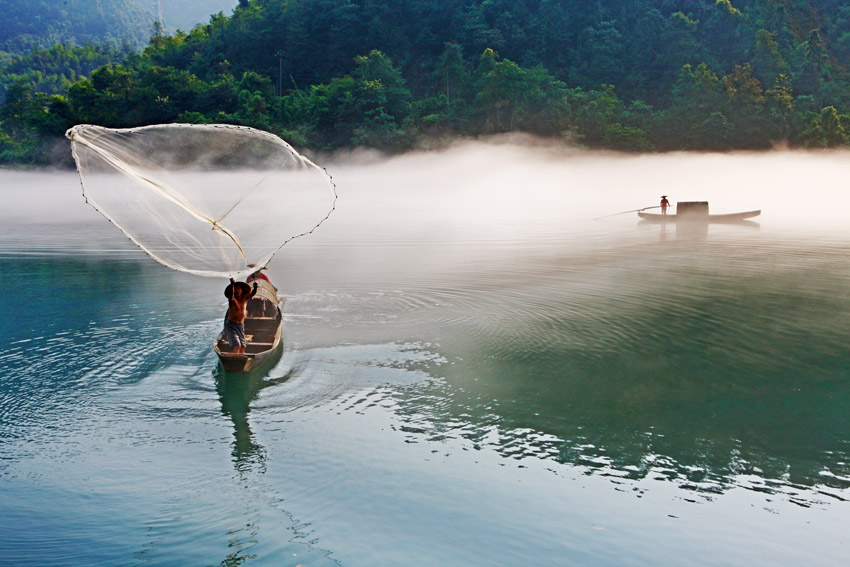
[1,149,850,567]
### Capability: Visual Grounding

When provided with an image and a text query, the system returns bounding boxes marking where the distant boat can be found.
[638,201,760,223]
[215,274,284,373]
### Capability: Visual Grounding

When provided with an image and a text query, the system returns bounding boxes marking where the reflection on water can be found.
[2,147,850,566]
[641,218,761,241]
[213,351,289,471]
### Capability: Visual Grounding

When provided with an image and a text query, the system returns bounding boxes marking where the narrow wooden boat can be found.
[637,210,761,222]
[214,275,284,373]
[638,201,760,223]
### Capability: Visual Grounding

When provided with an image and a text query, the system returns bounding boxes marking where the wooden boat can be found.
[214,275,284,373]
[638,210,761,222]
[638,201,760,223]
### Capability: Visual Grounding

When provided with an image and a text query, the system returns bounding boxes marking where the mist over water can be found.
[2,142,850,566]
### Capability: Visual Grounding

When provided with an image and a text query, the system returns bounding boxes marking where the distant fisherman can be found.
[224,277,258,353]
[660,195,671,215]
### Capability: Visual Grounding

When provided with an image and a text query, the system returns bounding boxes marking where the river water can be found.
[1,143,849,566]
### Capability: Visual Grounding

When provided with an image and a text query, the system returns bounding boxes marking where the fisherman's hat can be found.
[224,281,253,298]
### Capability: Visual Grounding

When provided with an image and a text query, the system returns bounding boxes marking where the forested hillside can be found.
[0,0,242,108]
[0,0,239,52]
[4,0,850,165]
[0,0,154,52]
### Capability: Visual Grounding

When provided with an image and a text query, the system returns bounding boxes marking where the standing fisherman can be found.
[660,195,671,215]
[224,277,258,353]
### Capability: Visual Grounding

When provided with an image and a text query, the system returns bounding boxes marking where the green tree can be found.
[751,29,787,86]
[440,42,467,111]
[802,105,849,147]
[820,106,848,146]
[722,63,767,148]
[0,80,35,125]
[353,50,410,121]
[665,63,723,149]
[793,29,829,97]
[697,111,734,150]
[764,74,794,142]
[286,50,412,151]
[472,49,569,136]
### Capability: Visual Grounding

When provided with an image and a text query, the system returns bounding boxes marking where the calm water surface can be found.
[1,145,849,566]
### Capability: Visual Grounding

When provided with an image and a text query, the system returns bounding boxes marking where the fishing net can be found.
[66,123,336,278]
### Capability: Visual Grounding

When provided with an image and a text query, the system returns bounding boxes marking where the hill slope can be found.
[0,0,155,51]
[0,0,241,52]
[4,0,850,164]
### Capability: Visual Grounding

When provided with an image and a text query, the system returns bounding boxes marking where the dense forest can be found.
[4,0,850,165]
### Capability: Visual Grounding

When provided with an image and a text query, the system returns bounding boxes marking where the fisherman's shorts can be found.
[224,319,246,348]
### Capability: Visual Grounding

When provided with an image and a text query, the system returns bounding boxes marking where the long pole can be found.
[594,205,661,220]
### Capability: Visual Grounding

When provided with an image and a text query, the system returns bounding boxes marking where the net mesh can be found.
[66,123,337,278]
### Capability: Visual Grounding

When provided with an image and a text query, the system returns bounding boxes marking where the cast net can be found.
[66,123,336,278]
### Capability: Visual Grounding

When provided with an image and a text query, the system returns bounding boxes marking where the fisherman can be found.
[660,195,671,215]
[224,276,258,353]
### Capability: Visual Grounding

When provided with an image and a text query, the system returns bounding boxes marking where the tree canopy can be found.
[5,0,850,164]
